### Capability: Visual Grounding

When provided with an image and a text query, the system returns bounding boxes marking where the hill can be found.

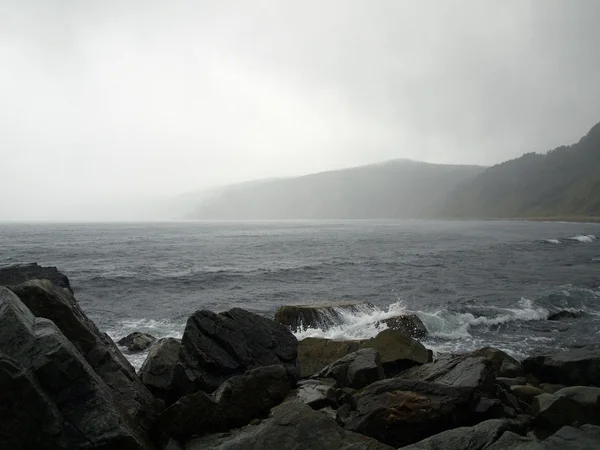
[186,160,484,220]
[435,121,600,219]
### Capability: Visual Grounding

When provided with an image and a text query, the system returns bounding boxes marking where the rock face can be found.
[8,280,160,433]
[186,400,394,450]
[555,386,600,412]
[0,262,73,293]
[532,393,593,429]
[169,308,298,401]
[274,301,373,332]
[523,345,600,386]
[542,424,600,449]
[298,338,361,378]
[159,365,292,441]
[315,348,385,389]
[342,378,481,447]
[294,379,338,409]
[118,332,157,352]
[376,314,428,339]
[0,287,151,449]
[139,337,181,400]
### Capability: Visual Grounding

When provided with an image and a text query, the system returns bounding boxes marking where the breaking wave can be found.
[545,239,561,244]
[569,234,597,243]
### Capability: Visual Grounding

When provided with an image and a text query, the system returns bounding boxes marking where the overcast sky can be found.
[2,0,600,220]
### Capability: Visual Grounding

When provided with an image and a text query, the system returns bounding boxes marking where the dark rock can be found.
[139,337,181,400]
[159,365,291,441]
[511,385,545,403]
[118,332,157,352]
[185,400,394,450]
[342,378,481,447]
[294,379,338,409]
[471,347,524,377]
[0,287,151,449]
[540,383,565,394]
[547,311,582,321]
[401,418,509,450]
[486,431,540,449]
[274,301,374,332]
[532,393,593,429]
[315,348,385,389]
[298,338,361,378]
[497,377,527,387]
[8,280,161,433]
[375,314,428,339]
[0,262,73,293]
[542,424,600,449]
[523,345,600,386]
[554,386,600,411]
[169,308,298,401]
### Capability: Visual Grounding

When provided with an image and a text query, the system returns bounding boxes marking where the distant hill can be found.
[434,121,600,219]
[186,160,484,220]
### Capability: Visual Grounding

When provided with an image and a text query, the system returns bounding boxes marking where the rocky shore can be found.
[1,264,599,449]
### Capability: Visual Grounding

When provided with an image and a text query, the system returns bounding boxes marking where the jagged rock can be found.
[0,262,73,293]
[554,386,600,411]
[168,308,298,401]
[471,347,524,377]
[497,377,527,387]
[0,287,151,449]
[294,379,338,409]
[547,311,582,321]
[542,424,600,449]
[8,280,160,433]
[158,365,292,441]
[342,378,482,447]
[375,314,428,339]
[314,348,385,389]
[511,385,545,403]
[186,400,394,450]
[486,431,540,449]
[118,332,157,352]
[523,345,600,386]
[532,393,594,429]
[401,419,510,450]
[139,337,181,400]
[298,338,361,378]
[274,301,373,332]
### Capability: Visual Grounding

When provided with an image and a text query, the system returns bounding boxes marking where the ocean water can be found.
[1,220,599,368]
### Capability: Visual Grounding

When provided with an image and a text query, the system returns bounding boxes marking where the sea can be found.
[1,220,599,369]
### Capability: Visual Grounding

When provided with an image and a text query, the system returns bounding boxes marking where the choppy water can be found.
[1,220,599,368]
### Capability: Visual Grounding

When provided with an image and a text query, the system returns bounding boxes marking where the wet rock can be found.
[8,280,161,433]
[294,379,338,409]
[342,378,481,447]
[315,348,385,389]
[401,419,510,450]
[375,314,428,339]
[118,331,157,352]
[139,337,181,400]
[159,365,292,441]
[169,308,298,401]
[532,393,593,429]
[523,345,600,386]
[0,287,151,449]
[298,338,361,378]
[274,301,374,332]
[0,262,73,293]
[185,400,394,450]
[511,385,545,403]
[547,311,582,321]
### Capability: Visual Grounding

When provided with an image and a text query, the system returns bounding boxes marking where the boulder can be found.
[139,338,181,400]
[158,365,292,441]
[523,345,600,386]
[298,338,361,378]
[542,424,600,449]
[375,314,428,339]
[547,311,582,321]
[274,301,373,332]
[168,308,298,401]
[554,386,600,411]
[401,419,509,450]
[532,393,594,429]
[0,287,151,449]
[294,379,338,409]
[540,383,565,394]
[470,347,524,377]
[511,385,545,403]
[485,431,541,449]
[342,378,482,447]
[8,280,161,432]
[185,400,394,450]
[118,332,157,352]
[0,262,73,293]
[497,377,527,387]
[315,348,385,389]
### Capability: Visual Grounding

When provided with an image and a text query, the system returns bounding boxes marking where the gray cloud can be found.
[1,0,600,220]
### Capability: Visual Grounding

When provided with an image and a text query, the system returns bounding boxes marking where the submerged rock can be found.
[547,311,582,321]
[118,331,157,352]
[168,308,298,401]
[274,301,374,332]
[523,345,600,386]
[0,262,73,293]
[139,337,181,400]
[314,348,385,389]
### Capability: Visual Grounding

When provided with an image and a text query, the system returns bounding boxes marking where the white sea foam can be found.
[569,234,597,243]
[546,239,560,244]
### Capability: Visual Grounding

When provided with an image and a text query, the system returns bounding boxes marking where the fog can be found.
[1,1,600,220]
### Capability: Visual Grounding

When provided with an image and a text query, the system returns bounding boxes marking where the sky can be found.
[1,0,600,220]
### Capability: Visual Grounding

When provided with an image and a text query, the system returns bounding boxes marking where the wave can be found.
[545,239,561,244]
[569,234,597,243]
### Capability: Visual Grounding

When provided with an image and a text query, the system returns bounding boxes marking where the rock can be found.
[401,419,510,450]
[523,345,600,386]
[8,280,160,432]
[118,332,157,352]
[554,386,600,411]
[0,262,73,293]
[497,377,527,387]
[532,393,593,429]
[375,314,428,339]
[294,379,338,409]
[0,287,151,449]
[298,338,361,378]
[185,400,394,450]
[169,308,298,401]
[471,347,524,377]
[139,338,181,400]
[542,424,600,449]
[486,431,541,449]
[159,365,292,441]
[547,311,582,321]
[314,348,385,389]
[540,383,565,394]
[342,378,481,447]
[398,353,496,393]
[511,385,545,403]
[274,301,374,332]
